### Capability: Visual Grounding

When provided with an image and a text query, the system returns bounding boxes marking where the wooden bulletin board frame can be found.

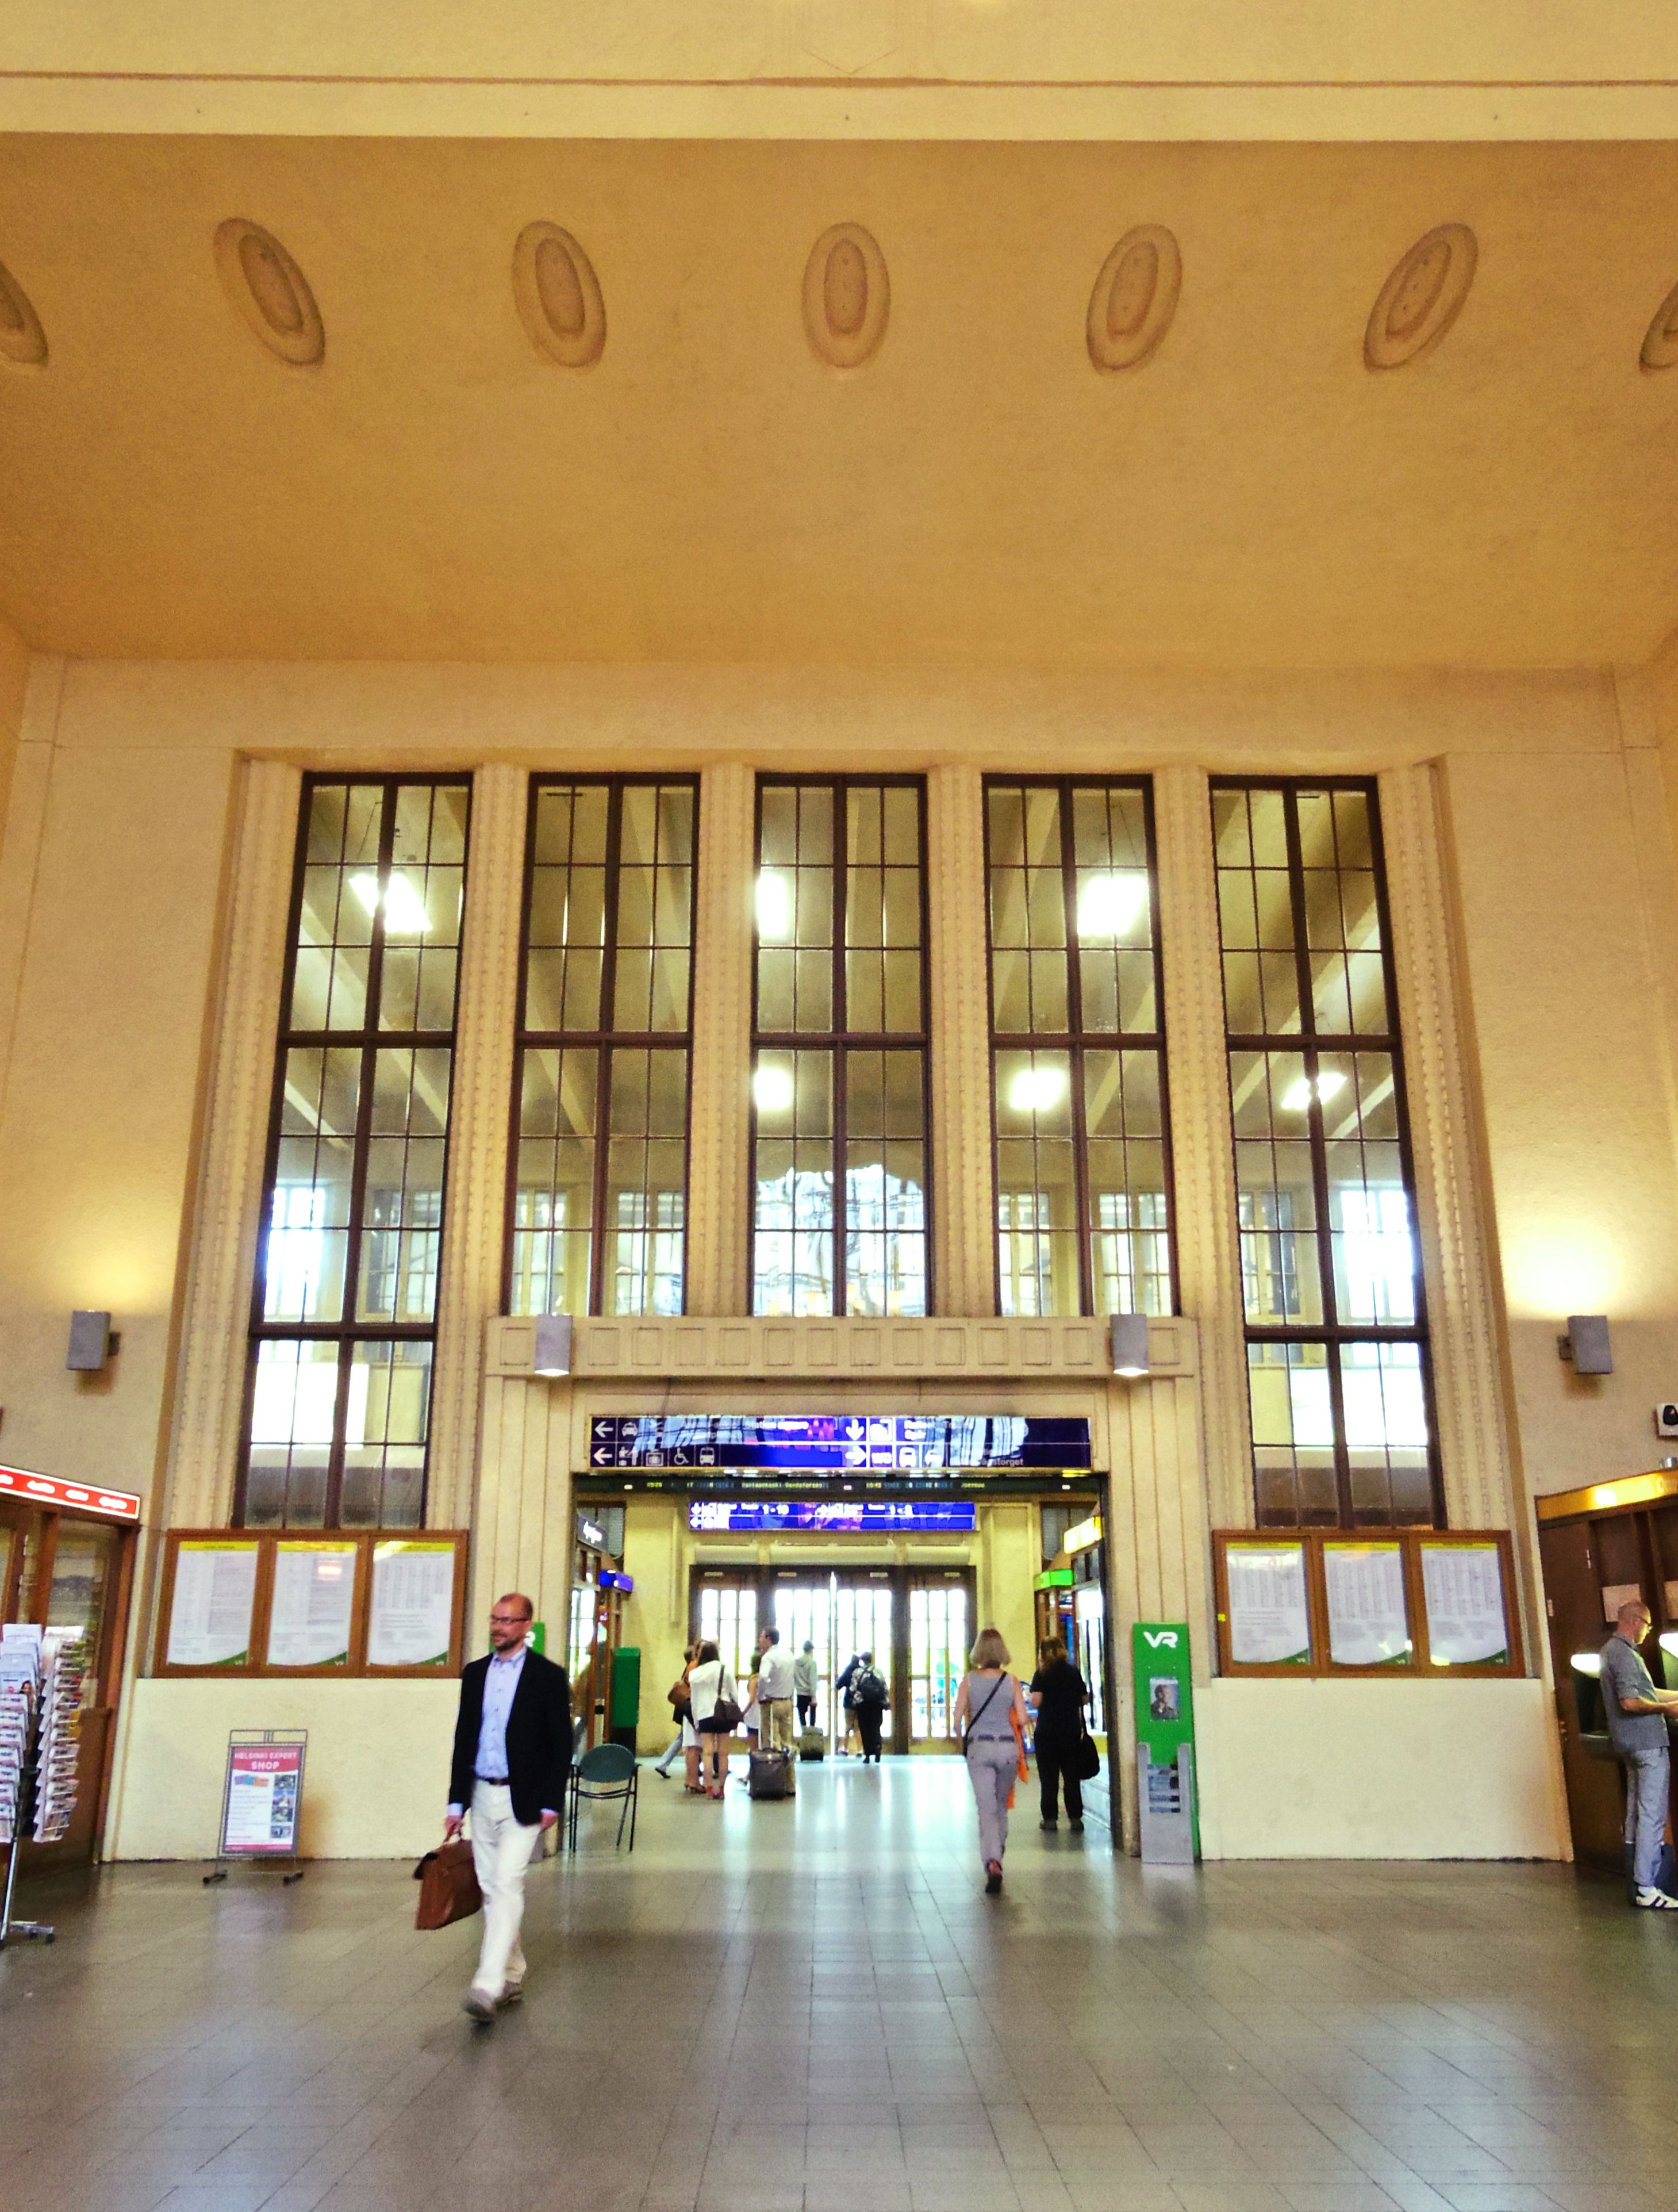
[154,1529,468,1679]
[1213,1528,1523,1679]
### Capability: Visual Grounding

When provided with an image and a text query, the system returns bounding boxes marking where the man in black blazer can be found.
[444,1590,571,2021]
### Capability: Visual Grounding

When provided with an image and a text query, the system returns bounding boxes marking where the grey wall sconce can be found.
[1559,1314,1614,1375]
[1109,1312,1150,1377]
[531,1313,573,1377]
[66,1310,118,1371]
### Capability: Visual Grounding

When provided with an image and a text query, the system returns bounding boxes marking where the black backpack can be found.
[855,1664,887,1705]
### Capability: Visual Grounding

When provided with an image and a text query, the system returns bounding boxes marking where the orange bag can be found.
[1007,1703,1028,1811]
[413,1838,482,1929]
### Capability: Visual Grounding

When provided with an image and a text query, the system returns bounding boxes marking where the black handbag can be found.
[1072,1730,1102,1782]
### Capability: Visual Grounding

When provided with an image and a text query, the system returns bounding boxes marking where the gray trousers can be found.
[966,1738,1019,1868]
[1625,1743,1670,1887]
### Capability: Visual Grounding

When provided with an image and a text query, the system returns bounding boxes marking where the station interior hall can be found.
[11,9,1678,2212]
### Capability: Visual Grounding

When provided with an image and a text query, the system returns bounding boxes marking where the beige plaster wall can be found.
[1196,1677,1565,1859]
[0,614,29,851]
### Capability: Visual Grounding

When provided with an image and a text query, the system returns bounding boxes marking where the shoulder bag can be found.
[413,1837,482,1930]
[712,1668,743,1731]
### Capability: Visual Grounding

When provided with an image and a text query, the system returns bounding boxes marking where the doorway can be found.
[0,1501,136,1864]
[691,1563,975,1753]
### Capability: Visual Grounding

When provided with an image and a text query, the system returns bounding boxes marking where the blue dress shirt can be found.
[475,1643,527,1778]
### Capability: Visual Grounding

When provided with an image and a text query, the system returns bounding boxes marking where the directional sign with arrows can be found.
[584,1414,1090,1473]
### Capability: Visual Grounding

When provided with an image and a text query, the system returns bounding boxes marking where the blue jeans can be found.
[1624,1745,1669,1888]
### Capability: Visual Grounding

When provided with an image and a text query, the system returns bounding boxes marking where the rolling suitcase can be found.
[748,1749,792,1800]
[798,1728,827,1762]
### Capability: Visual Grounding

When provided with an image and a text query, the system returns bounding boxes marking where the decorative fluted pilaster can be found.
[427,764,528,1532]
[1379,761,1515,1532]
[686,760,755,1316]
[1154,762,1252,1534]
[166,760,301,1529]
[928,764,996,1315]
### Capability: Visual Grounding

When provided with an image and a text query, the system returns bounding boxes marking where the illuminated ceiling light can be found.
[1076,871,1149,940]
[1280,1071,1346,1113]
[350,872,432,934]
[1009,1064,1066,1114]
[756,869,793,941]
[754,1064,795,1113]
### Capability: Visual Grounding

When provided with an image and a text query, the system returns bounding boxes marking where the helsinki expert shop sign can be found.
[218,1732,306,1857]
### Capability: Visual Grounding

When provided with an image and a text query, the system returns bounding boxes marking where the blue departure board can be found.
[688,1500,978,1534]
[588,1414,1090,1473]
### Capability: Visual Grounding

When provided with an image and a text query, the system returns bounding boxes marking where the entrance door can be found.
[831,1573,895,1750]
[907,1573,970,1747]
[693,1573,761,1688]
[1538,1518,1630,1865]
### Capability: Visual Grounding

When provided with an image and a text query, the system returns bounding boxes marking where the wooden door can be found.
[1538,1519,1625,1866]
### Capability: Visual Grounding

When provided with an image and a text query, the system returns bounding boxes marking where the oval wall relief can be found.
[0,255,47,367]
[1086,225,1181,371]
[1640,275,1678,371]
[1365,224,1476,370]
[513,222,606,367]
[802,223,889,369]
[214,219,324,367]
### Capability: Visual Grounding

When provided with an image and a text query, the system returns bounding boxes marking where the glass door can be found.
[694,1575,760,1689]
[773,1578,833,1735]
[831,1575,895,1751]
[1074,1580,1107,1738]
[908,1574,971,1747]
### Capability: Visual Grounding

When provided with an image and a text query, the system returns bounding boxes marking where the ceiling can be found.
[2,135,1678,669]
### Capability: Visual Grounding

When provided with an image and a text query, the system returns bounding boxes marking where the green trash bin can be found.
[609,1646,640,1755]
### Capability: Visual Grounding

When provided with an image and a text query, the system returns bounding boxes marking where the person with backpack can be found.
[847,1649,889,1762]
[954,1627,1030,1894]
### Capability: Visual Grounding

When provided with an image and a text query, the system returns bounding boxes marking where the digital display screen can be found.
[688,1499,978,1534]
[588,1414,1090,1474]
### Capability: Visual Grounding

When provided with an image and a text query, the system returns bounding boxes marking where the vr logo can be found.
[1142,1629,1178,1650]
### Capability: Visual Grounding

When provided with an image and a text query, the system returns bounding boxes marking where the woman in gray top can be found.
[953,1627,1031,1895]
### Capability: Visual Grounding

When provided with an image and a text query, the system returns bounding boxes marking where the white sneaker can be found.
[1634,1885,1678,1910]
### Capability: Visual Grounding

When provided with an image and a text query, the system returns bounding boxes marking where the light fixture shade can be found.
[532,1313,574,1377]
[1566,1314,1613,1375]
[1109,1312,1150,1377]
[67,1310,112,1371]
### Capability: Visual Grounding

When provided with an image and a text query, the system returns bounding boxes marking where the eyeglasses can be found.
[489,1612,529,1627]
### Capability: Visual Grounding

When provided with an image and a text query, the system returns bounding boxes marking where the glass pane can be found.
[1342,1340,1433,1527]
[247,1340,340,1527]
[1084,1049,1171,1317]
[510,1046,598,1316]
[1231,1051,1322,1325]
[358,1047,452,1324]
[603,1048,688,1316]
[1247,1340,1338,1527]
[1323,1052,1416,1325]
[753,1048,835,1315]
[756,784,834,1034]
[845,1049,927,1317]
[988,785,1069,1035]
[994,1046,1078,1314]
[340,1339,432,1529]
[266,1046,361,1322]
[45,1521,117,1700]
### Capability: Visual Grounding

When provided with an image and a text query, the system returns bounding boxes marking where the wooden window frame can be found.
[153,1528,469,1680]
[748,774,934,1318]
[1212,1527,1523,1678]
[506,773,701,1320]
[981,774,1177,1319]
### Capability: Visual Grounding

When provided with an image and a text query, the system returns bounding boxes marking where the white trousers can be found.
[469,1779,542,1996]
[967,1739,1019,1868]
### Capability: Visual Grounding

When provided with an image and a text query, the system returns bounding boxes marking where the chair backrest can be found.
[577,1742,636,1782]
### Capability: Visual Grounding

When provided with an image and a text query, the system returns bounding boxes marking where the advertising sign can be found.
[0,1463,141,1523]
[589,1413,1090,1474]
[218,1732,306,1857]
[688,1498,978,1534]
[1132,1621,1198,1866]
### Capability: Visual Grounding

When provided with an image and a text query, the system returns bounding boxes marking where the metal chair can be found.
[567,1742,638,1851]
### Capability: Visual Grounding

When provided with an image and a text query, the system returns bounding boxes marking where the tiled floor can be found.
[3,1757,1677,2212]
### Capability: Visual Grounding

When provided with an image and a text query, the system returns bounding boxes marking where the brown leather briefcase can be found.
[413,1838,482,1929]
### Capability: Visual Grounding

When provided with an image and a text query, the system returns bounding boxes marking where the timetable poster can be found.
[1226,1544,1312,1666]
[221,1741,305,1856]
[1421,1543,1510,1667]
[1323,1543,1412,1667]
[367,1541,456,1668]
[266,1543,357,1669]
[167,1541,259,1668]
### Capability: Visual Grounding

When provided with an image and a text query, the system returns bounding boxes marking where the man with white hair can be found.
[1599,1596,1678,1910]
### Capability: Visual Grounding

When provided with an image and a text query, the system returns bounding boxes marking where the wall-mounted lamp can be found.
[1110,1313,1150,1378]
[531,1314,573,1377]
[66,1310,118,1371]
[1558,1314,1614,1375]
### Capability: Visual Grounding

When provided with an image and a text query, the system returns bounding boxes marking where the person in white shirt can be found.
[685,1639,739,1800]
[754,1627,798,1776]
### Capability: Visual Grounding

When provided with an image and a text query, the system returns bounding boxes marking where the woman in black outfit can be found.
[1028,1636,1091,1830]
